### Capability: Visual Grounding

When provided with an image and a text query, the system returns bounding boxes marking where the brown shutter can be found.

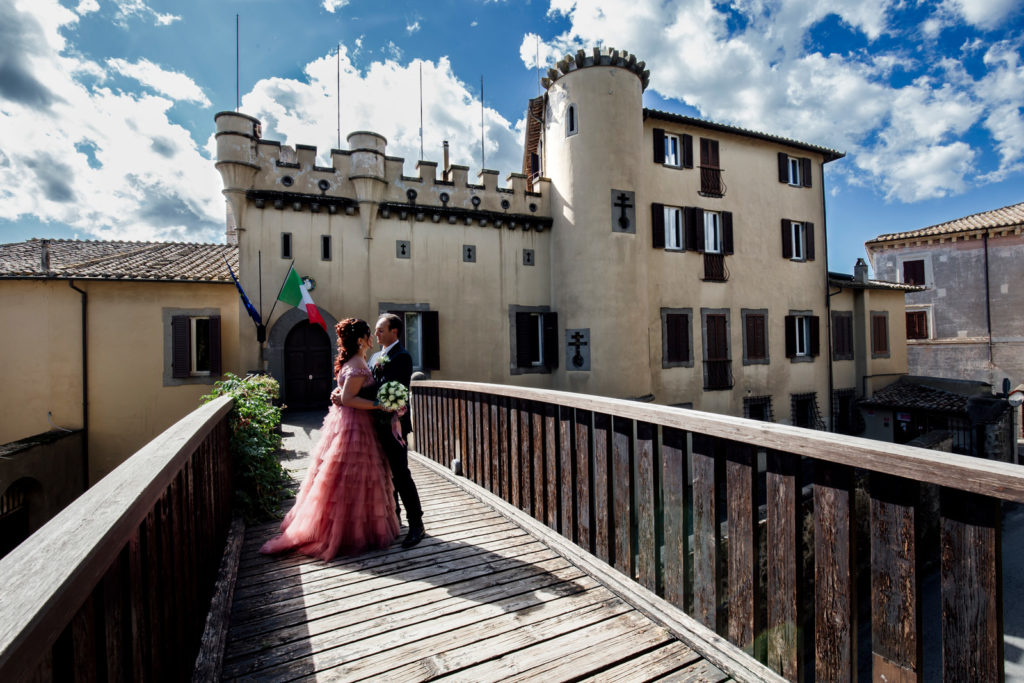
[421,310,440,370]
[693,208,706,252]
[709,139,720,168]
[809,316,820,357]
[745,315,764,359]
[784,315,796,358]
[681,134,693,168]
[209,316,222,375]
[684,207,699,251]
[172,315,190,378]
[706,315,728,360]
[700,138,720,167]
[652,203,665,248]
[722,211,733,254]
[515,312,533,368]
[778,152,789,183]
[543,312,559,370]
[872,316,888,354]
[805,222,815,260]
[653,128,665,163]
[781,219,793,258]
[801,158,812,187]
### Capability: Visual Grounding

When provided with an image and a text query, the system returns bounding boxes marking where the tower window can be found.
[566,104,578,137]
[281,232,292,259]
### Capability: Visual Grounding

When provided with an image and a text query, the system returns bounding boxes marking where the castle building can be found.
[216,47,847,425]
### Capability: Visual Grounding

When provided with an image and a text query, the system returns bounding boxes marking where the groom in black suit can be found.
[368,313,425,548]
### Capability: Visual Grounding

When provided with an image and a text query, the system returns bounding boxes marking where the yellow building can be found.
[0,238,239,484]
[217,47,856,426]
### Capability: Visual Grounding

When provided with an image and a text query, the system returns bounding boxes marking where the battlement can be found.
[542,47,650,91]
[214,112,551,229]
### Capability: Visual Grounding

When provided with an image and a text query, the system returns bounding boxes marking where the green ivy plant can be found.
[202,373,289,522]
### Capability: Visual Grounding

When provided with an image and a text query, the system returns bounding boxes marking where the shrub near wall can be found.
[202,373,288,521]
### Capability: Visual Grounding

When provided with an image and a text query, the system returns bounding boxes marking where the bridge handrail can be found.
[0,395,234,681]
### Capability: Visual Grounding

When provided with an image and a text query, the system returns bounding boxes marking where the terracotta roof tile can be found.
[861,382,968,413]
[868,200,1024,244]
[0,238,237,282]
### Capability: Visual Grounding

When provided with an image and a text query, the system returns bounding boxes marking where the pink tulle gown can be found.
[260,360,400,561]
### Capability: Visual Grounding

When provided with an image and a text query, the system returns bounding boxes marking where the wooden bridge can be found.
[2,381,1024,681]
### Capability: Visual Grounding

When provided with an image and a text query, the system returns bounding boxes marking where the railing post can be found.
[574,409,592,554]
[870,473,922,682]
[558,406,576,543]
[662,427,689,612]
[636,422,658,593]
[544,403,558,530]
[532,404,545,524]
[509,399,521,508]
[940,488,1003,681]
[692,433,724,634]
[519,401,533,515]
[726,442,760,655]
[766,449,803,681]
[593,413,612,564]
[814,461,856,682]
[611,417,634,578]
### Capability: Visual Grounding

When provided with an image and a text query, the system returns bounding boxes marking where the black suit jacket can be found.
[369,344,413,436]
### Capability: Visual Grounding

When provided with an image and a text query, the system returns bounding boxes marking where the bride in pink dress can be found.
[260,318,400,560]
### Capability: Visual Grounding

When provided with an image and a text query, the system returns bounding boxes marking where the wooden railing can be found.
[412,381,1024,682]
[0,396,234,682]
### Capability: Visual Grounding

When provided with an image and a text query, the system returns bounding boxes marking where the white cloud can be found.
[384,40,403,61]
[525,0,1024,202]
[323,0,350,13]
[107,58,211,106]
[0,0,224,241]
[75,0,99,15]
[239,48,522,182]
[112,0,181,27]
[943,0,1022,30]
[406,20,421,34]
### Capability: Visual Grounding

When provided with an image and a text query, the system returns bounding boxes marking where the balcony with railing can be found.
[702,252,729,282]
[3,382,1024,681]
[700,165,726,197]
[703,359,733,390]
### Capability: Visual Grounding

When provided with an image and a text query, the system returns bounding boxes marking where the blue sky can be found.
[1,0,1022,273]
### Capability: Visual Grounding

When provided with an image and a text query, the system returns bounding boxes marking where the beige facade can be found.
[217,47,847,427]
[0,273,238,484]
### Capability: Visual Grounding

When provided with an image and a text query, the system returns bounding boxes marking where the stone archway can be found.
[266,307,339,410]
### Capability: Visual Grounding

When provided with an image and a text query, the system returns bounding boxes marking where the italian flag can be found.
[278,266,327,331]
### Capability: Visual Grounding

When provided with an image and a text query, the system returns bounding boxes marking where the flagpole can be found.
[257,251,266,344]
[264,259,295,324]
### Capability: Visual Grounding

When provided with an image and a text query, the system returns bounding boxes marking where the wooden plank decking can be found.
[221,414,730,682]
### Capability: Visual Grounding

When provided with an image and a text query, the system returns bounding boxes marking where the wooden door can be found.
[283,321,332,411]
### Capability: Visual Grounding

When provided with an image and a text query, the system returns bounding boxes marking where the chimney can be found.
[40,239,50,272]
[442,140,450,181]
[854,258,869,283]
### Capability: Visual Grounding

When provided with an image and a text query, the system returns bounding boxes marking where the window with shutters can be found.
[661,308,693,368]
[699,138,724,196]
[831,311,854,361]
[380,304,440,372]
[871,312,890,358]
[785,311,820,362]
[741,309,768,364]
[509,305,558,374]
[701,309,732,390]
[906,310,928,340]
[566,104,578,136]
[778,153,813,188]
[781,219,815,261]
[652,128,693,168]
[664,206,683,250]
[165,309,222,386]
[902,259,926,286]
[704,211,722,254]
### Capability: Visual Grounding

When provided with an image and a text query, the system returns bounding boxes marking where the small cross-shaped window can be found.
[523,249,535,266]
[463,245,476,263]
[396,240,411,259]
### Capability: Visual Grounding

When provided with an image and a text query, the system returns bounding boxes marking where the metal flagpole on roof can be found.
[480,75,485,170]
[337,43,341,150]
[235,15,240,111]
[419,62,424,162]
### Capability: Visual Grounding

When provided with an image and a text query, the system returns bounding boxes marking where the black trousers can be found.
[374,421,423,527]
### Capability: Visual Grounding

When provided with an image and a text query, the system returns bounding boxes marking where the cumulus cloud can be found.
[323,0,350,13]
[112,0,181,27]
[526,0,1024,202]
[239,47,522,180]
[407,20,421,34]
[75,0,99,15]
[107,58,211,106]
[0,0,223,241]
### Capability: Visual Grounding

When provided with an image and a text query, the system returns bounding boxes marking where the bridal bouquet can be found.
[377,381,409,411]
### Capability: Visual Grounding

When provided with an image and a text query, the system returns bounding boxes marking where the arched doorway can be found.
[283,321,333,411]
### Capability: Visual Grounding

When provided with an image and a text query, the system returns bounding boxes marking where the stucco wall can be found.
[0,279,239,484]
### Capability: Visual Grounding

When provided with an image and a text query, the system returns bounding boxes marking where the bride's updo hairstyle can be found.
[334,318,370,373]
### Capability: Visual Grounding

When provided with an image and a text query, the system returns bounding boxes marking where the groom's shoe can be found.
[401,523,425,549]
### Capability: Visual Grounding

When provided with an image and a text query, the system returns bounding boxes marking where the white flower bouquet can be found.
[376,381,409,411]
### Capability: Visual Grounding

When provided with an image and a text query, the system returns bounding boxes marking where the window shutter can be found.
[421,311,440,370]
[515,312,533,368]
[666,313,688,363]
[700,138,720,167]
[809,316,820,357]
[542,312,559,370]
[653,128,665,164]
[778,153,789,183]
[681,134,693,168]
[722,212,734,254]
[693,208,706,252]
[172,315,190,378]
[651,203,665,249]
[781,219,793,259]
[784,315,796,358]
[208,316,222,375]
[805,222,815,260]
[684,207,698,251]
[801,158,812,187]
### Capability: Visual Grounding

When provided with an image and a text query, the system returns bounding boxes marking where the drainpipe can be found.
[983,230,993,365]
[68,280,89,488]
